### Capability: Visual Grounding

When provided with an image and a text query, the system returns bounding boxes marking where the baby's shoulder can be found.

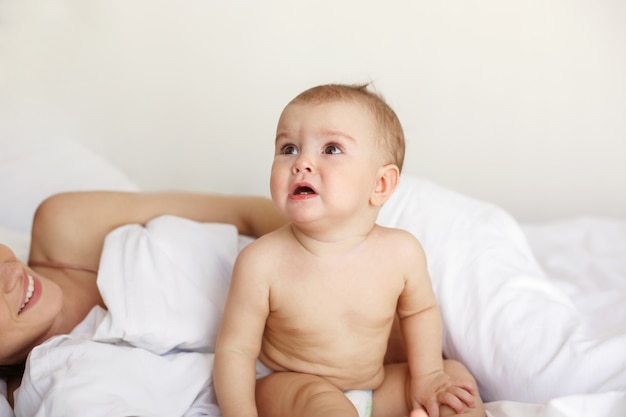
[375,224,420,243]
[374,225,425,256]
[237,225,294,260]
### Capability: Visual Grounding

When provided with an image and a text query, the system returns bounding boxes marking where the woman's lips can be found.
[18,274,40,314]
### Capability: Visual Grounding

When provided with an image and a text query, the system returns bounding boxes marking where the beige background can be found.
[2,0,625,221]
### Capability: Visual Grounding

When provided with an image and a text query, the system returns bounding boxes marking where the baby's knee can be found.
[443,359,478,385]
[296,378,356,414]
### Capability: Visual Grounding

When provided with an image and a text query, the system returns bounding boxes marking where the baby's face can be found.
[270,100,385,225]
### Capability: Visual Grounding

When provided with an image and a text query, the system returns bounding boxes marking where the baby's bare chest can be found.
[267,260,403,335]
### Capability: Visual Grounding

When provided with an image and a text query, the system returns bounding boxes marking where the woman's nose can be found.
[0,263,21,294]
[0,244,20,293]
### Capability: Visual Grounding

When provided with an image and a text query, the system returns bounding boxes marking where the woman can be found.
[0,191,287,405]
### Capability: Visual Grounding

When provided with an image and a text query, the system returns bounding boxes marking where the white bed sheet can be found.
[485,216,626,417]
[377,177,626,406]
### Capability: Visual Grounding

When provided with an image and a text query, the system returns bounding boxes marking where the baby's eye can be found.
[323,144,342,155]
[280,144,299,155]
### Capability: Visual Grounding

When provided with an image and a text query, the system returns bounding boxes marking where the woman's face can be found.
[0,244,63,364]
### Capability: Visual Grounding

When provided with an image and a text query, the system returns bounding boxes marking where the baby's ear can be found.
[370,164,399,207]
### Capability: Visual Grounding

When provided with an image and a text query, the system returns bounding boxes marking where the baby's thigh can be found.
[372,363,412,417]
[256,372,359,417]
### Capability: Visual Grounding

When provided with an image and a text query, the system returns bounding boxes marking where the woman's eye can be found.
[281,144,299,155]
[323,144,342,155]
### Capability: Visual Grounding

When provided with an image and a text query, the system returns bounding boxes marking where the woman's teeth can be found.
[19,275,35,313]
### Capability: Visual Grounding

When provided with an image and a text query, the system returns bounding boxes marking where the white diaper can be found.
[255,360,373,417]
[344,389,373,417]
[255,359,274,380]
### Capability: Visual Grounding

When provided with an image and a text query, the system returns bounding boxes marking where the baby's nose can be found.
[292,154,314,174]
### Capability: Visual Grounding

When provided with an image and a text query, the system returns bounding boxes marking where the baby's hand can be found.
[410,370,477,417]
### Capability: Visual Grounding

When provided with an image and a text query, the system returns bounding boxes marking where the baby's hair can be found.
[289,83,405,171]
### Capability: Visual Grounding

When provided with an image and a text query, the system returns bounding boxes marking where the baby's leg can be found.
[372,360,485,417]
[256,371,359,417]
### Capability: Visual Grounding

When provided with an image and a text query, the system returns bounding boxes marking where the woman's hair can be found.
[0,362,25,380]
[288,83,406,172]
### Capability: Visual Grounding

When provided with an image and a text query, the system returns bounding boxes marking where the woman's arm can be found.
[29,191,286,271]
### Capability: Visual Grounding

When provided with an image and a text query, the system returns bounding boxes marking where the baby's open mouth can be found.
[293,186,315,195]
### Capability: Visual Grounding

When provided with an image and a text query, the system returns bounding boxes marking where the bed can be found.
[2,1,625,413]
[1,140,624,416]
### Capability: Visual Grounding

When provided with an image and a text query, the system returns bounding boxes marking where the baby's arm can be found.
[396,234,475,417]
[213,242,271,417]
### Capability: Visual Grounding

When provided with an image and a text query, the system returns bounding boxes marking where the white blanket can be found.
[8,176,626,417]
[14,216,240,417]
[377,177,626,404]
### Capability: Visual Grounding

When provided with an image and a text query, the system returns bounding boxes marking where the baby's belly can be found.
[259,328,388,391]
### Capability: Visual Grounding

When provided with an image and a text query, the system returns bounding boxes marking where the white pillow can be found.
[0,138,139,234]
[378,175,620,403]
[0,380,15,417]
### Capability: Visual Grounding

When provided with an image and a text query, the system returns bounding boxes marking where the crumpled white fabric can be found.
[378,176,626,404]
[1,380,14,417]
[14,216,238,417]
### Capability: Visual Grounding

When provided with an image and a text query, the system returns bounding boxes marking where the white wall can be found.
[2,0,625,221]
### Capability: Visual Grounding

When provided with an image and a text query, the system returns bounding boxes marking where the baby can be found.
[214,83,484,417]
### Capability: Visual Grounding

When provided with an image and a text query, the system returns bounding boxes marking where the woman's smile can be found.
[18,274,39,314]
